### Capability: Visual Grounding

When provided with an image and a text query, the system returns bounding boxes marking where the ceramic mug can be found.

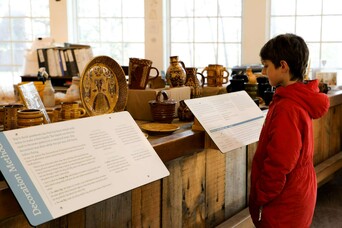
[17,109,44,128]
[60,102,86,120]
[128,58,159,89]
[46,107,60,123]
[318,82,331,94]
[201,64,229,87]
[227,79,245,93]
[3,104,25,130]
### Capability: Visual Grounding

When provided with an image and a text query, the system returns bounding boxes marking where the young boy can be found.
[249,34,330,227]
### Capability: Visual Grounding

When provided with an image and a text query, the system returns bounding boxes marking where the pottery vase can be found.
[166,56,186,87]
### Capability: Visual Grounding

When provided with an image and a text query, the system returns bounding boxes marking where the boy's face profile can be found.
[260,34,309,83]
[262,59,292,87]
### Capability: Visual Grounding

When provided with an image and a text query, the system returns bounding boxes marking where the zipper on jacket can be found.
[258,206,263,221]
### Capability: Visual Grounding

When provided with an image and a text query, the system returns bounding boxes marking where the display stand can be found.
[0,111,169,226]
[185,91,265,153]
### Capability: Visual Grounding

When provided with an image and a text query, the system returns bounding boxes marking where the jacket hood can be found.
[273,80,330,119]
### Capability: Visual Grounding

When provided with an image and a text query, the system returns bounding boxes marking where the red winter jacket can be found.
[249,80,330,227]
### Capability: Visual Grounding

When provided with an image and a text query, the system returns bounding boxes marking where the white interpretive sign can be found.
[185,91,265,153]
[0,111,169,226]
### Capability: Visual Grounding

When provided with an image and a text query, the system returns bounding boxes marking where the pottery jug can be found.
[201,64,229,87]
[185,67,205,98]
[43,79,55,107]
[166,56,186,87]
[177,100,194,122]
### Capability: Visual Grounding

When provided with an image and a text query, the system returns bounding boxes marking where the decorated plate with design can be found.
[80,56,128,116]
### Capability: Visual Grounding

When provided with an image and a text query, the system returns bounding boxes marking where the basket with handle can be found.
[149,90,177,123]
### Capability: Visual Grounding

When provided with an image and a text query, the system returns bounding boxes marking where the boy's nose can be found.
[261,68,266,75]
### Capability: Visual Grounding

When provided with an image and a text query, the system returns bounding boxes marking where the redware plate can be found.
[80,56,128,116]
[140,123,180,134]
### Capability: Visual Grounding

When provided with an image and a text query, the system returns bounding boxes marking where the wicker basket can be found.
[149,90,176,123]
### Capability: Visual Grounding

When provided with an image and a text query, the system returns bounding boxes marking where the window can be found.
[73,0,145,66]
[270,0,342,73]
[74,0,242,71]
[168,0,242,69]
[0,0,50,85]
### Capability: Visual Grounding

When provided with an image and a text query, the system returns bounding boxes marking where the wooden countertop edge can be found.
[328,90,342,107]
[151,129,205,163]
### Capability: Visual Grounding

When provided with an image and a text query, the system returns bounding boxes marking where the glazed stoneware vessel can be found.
[166,56,186,87]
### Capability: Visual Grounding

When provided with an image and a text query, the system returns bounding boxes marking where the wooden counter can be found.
[1,91,341,228]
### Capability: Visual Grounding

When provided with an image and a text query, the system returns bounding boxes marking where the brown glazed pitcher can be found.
[185,67,205,98]
[201,64,229,87]
[128,58,159,90]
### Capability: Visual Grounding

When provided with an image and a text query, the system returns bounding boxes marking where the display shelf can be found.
[21,75,73,87]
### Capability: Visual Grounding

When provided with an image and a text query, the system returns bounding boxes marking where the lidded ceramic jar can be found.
[166,56,186,87]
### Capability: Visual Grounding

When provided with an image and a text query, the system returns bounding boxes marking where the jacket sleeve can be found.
[255,104,302,206]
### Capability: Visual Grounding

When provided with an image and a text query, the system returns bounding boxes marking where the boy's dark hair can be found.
[260,33,309,81]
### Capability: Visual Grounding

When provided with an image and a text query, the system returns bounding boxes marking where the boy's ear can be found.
[280,60,289,71]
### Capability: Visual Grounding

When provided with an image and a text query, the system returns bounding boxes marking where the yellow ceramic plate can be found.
[140,123,180,134]
[80,56,128,116]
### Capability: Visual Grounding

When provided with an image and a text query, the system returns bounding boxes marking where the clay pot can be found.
[149,90,177,123]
